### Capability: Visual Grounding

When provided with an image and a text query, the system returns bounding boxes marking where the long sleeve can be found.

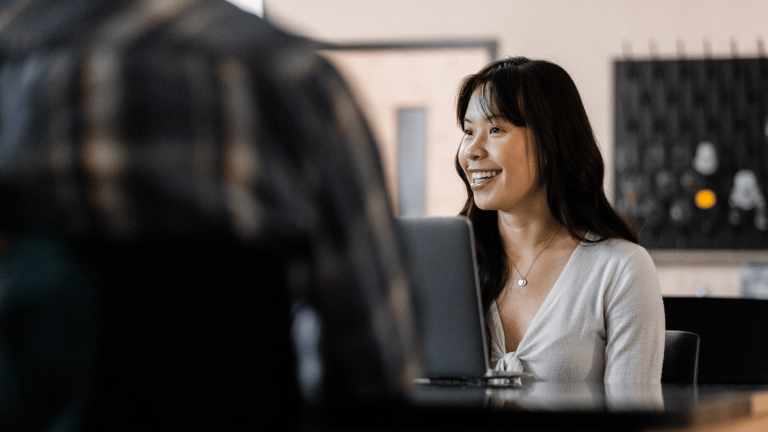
[603,248,666,383]
[269,52,423,403]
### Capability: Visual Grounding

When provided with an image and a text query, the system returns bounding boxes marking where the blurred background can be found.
[236,0,768,298]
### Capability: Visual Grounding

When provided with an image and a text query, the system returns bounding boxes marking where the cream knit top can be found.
[486,236,665,383]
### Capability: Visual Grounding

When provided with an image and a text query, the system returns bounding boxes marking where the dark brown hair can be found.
[455,57,639,312]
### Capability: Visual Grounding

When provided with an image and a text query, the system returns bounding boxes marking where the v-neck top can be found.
[486,236,665,383]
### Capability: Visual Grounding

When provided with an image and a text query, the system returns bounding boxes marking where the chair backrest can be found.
[662,330,700,384]
[663,297,768,384]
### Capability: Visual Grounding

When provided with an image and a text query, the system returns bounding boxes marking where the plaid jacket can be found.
[0,0,420,427]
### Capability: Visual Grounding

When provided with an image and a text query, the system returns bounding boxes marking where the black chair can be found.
[664,297,768,384]
[662,330,700,384]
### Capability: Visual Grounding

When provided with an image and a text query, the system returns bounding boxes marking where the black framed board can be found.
[614,58,768,249]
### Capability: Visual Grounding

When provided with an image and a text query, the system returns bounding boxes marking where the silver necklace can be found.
[509,224,561,287]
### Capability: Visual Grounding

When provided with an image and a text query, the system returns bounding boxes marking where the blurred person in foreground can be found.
[0,0,421,430]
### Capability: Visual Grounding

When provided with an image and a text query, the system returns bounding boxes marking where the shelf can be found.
[649,249,768,266]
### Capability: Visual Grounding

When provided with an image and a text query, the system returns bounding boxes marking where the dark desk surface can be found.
[321,383,768,432]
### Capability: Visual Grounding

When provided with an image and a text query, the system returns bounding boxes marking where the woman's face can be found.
[459,88,544,214]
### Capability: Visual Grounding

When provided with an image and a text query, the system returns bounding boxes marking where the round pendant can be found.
[518,278,527,287]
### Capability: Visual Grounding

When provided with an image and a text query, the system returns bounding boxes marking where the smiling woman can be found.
[454,57,665,383]
[460,94,540,215]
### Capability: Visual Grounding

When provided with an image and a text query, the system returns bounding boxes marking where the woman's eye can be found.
[490,127,501,133]
[464,130,474,136]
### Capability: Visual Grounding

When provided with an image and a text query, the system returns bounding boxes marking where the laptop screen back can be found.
[398,217,489,378]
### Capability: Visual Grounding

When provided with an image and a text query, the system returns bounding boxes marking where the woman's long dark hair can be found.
[455,57,639,312]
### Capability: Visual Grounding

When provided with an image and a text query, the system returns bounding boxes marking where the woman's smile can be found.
[470,170,502,186]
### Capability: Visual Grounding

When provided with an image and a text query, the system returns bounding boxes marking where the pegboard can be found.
[614,58,768,249]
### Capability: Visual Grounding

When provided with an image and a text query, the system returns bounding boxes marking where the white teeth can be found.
[470,170,501,185]
[471,170,501,180]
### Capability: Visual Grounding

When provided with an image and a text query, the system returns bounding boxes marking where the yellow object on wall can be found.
[695,189,716,210]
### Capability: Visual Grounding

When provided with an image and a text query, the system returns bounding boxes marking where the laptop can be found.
[397,216,529,387]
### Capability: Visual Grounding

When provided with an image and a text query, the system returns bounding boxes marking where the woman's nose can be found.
[464,137,486,160]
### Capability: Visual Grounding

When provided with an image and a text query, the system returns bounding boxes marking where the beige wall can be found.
[266,0,768,297]
[321,49,490,216]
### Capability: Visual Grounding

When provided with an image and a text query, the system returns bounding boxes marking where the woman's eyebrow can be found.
[463,116,501,125]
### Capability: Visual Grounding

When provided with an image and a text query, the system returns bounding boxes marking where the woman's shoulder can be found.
[579,233,652,266]
[577,234,661,298]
